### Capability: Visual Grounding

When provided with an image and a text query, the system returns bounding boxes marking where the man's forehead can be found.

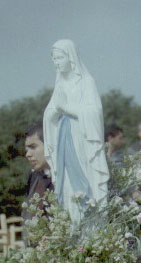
[25,133,41,145]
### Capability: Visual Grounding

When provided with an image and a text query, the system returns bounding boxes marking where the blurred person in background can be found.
[105,124,124,167]
[128,122,141,155]
[128,122,141,209]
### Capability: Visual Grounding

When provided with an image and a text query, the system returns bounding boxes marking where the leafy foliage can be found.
[1,153,141,263]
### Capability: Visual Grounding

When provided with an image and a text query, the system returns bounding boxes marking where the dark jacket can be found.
[27,170,54,198]
[22,170,54,246]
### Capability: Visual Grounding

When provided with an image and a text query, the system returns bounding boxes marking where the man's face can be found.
[108,132,124,149]
[25,133,47,172]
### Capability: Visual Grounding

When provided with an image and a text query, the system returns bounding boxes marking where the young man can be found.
[105,124,124,167]
[23,121,54,246]
[25,121,54,201]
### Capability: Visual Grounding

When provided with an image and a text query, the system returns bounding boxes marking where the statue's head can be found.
[51,39,78,75]
[51,39,90,82]
[52,48,71,74]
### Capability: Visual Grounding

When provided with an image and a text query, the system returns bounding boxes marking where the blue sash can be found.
[57,115,93,207]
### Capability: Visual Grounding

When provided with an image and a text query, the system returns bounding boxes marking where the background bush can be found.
[0,88,52,216]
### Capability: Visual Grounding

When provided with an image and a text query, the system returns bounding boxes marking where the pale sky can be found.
[0,0,141,106]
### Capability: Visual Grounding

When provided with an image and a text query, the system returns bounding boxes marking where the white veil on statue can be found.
[43,39,109,225]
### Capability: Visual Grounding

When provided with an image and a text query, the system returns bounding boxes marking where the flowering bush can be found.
[1,152,141,263]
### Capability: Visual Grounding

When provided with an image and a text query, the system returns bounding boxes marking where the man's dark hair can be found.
[105,124,123,142]
[25,121,43,142]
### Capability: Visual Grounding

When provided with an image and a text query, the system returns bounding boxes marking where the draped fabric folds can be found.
[57,115,93,207]
[43,39,109,225]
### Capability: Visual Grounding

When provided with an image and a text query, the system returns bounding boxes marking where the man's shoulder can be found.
[128,141,141,154]
[27,171,38,182]
[110,149,123,166]
[26,171,38,194]
[27,170,54,190]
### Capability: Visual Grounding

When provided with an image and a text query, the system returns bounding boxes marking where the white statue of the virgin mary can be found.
[43,39,109,226]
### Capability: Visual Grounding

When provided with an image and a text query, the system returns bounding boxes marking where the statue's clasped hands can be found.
[56,92,67,114]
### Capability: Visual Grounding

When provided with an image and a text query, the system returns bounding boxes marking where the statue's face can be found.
[52,49,71,73]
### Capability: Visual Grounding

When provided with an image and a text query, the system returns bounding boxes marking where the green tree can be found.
[102,89,141,145]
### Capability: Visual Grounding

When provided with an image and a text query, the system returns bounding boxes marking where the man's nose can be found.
[26,149,31,158]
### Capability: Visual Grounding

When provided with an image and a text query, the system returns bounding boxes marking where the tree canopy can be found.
[102,89,141,145]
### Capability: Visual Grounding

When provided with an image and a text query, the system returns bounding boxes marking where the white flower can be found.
[137,173,141,179]
[25,219,30,226]
[129,200,138,208]
[109,244,113,248]
[125,232,132,238]
[98,246,104,250]
[85,258,91,263]
[115,241,120,246]
[114,196,123,205]
[123,205,130,212]
[103,238,109,244]
[22,202,28,208]
[122,168,126,176]
[29,204,36,212]
[114,256,120,261]
[43,201,48,206]
[137,213,141,224]
[133,206,139,212]
[34,193,40,198]
[136,168,141,179]
[29,193,40,203]
[74,191,85,199]
[23,249,33,261]
[45,207,49,212]
[119,245,124,249]
[86,199,95,207]
[31,216,39,227]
